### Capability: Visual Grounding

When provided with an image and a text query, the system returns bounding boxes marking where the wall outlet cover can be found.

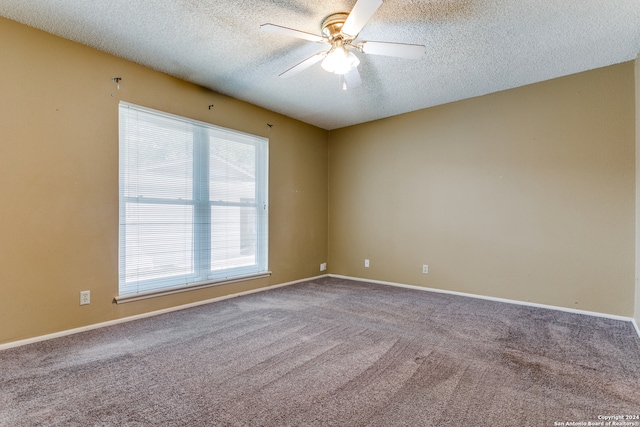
[80,290,90,305]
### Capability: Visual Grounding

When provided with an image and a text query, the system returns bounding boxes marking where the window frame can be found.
[117,102,269,301]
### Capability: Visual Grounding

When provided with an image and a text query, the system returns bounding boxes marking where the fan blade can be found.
[260,23,324,43]
[279,51,327,78]
[359,41,425,59]
[343,68,362,89]
[342,0,383,38]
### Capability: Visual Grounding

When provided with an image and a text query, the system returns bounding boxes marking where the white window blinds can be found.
[118,102,268,298]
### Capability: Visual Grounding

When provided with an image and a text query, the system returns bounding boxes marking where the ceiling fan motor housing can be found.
[322,13,351,41]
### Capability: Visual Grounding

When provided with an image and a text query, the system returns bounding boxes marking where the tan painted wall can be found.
[328,62,636,317]
[1,15,636,345]
[0,17,328,344]
[636,54,640,325]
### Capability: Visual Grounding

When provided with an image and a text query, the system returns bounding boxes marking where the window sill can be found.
[114,271,272,304]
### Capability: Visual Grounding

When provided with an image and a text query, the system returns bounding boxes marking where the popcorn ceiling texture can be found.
[0,0,638,130]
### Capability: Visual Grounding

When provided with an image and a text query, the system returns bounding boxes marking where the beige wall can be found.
[328,62,636,317]
[0,17,328,344]
[636,54,640,325]
[1,15,637,345]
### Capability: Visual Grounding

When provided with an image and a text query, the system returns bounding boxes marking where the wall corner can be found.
[635,53,640,328]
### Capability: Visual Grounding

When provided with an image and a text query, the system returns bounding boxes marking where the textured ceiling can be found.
[1,0,639,130]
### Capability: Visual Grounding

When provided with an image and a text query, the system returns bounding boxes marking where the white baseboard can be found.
[633,318,640,339]
[330,274,640,338]
[0,274,329,351]
[3,273,638,350]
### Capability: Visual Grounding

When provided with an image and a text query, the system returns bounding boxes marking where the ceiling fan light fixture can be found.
[321,45,360,75]
[263,0,424,85]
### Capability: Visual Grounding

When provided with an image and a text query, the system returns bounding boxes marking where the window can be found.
[118,102,268,299]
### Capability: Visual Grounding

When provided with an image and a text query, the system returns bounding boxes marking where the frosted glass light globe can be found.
[321,46,360,74]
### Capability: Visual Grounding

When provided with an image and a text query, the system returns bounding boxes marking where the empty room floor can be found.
[1,277,639,426]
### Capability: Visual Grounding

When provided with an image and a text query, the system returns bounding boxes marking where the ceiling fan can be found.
[260,0,425,90]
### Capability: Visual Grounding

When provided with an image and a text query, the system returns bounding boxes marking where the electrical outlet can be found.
[364,259,370,268]
[422,265,429,274]
[80,290,90,305]
[320,262,327,272]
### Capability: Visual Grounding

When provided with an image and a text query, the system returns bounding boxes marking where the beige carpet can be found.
[1,277,639,426]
